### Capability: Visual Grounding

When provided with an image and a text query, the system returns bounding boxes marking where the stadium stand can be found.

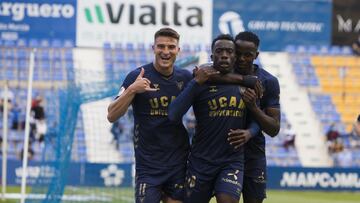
[285,45,360,167]
[1,40,304,167]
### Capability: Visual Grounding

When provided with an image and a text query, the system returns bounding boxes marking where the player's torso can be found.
[191,84,247,163]
[245,67,275,166]
[130,64,192,168]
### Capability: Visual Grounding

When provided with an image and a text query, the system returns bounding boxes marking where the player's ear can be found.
[210,54,213,61]
[152,45,155,51]
[255,51,259,59]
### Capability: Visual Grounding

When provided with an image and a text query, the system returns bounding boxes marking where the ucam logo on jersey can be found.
[0,0,76,42]
[76,0,212,47]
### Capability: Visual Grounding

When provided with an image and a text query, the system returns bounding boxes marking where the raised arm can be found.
[168,80,199,122]
[194,63,262,98]
[107,68,157,123]
[168,68,217,122]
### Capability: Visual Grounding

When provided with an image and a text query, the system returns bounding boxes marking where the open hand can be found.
[228,129,252,149]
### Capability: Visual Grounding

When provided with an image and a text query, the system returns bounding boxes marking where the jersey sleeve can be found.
[116,68,141,97]
[180,68,193,87]
[263,77,280,109]
[247,113,261,138]
[168,79,200,122]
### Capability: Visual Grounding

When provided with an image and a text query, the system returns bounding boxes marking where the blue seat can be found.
[4,59,15,69]
[36,50,50,61]
[51,39,63,48]
[137,43,146,51]
[65,61,73,70]
[29,39,40,47]
[126,43,134,51]
[308,45,320,54]
[3,40,15,47]
[114,43,123,51]
[52,50,62,60]
[330,46,341,55]
[139,53,147,63]
[41,60,51,69]
[64,50,73,61]
[115,53,125,63]
[104,51,113,61]
[103,42,112,50]
[6,70,15,79]
[319,45,330,55]
[285,45,296,53]
[64,40,74,48]
[127,53,137,63]
[4,49,15,59]
[16,39,27,47]
[40,39,50,47]
[341,46,353,55]
[17,49,29,60]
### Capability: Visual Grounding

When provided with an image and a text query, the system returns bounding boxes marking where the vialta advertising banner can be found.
[76,0,213,47]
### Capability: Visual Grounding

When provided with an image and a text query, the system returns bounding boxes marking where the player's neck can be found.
[237,64,255,75]
[153,62,174,77]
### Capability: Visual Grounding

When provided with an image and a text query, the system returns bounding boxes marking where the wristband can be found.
[242,75,258,88]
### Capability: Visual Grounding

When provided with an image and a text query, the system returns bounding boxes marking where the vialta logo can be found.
[83,2,203,27]
[84,5,104,24]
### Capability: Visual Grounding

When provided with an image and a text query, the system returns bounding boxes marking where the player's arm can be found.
[194,63,262,98]
[168,68,218,121]
[242,78,281,137]
[107,68,157,123]
[228,118,261,149]
[168,80,198,122]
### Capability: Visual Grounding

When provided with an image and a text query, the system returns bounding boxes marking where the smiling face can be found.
[152,36,180,75]
[211,39,236,74]
[235,39,259,75]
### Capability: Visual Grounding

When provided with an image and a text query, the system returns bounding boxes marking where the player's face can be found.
[235,40,258,74]
[153,36,180,72]
[211,39,236,74]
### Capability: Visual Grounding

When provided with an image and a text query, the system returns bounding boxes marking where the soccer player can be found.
[168,34,259,203]
[107,27,192,203]
[228,31,281,203]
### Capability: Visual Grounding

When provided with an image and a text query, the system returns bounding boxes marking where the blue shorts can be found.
[135,166,186,203]
[184,158,244,203]
[242,169,267,200]
[243,155,267,200]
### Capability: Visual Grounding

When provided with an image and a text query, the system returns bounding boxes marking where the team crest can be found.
[239,87,246,94]
[153,84,160,90]
[209,86,217,93]
[176,81,184,90]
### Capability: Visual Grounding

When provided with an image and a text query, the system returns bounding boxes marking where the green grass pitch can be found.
[4,187,360,203]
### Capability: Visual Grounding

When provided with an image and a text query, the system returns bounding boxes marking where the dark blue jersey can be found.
[244,65,280,173]
[169,80,248,165]
[121,63,192,170]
